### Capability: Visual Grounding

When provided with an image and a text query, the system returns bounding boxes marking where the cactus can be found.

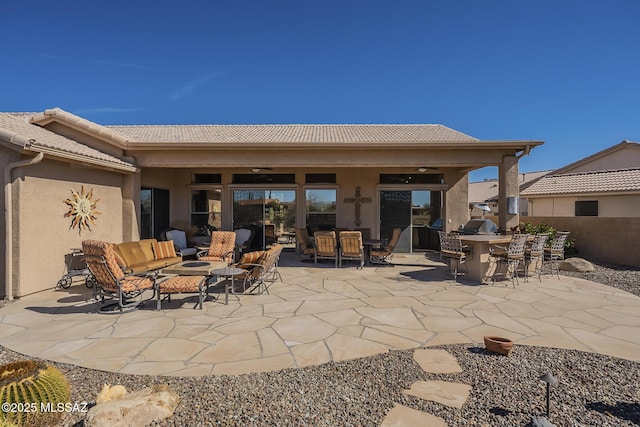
[0,360,70,427]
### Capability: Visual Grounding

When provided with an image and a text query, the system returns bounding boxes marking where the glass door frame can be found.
[229,184,298,250]
[376,184,447,253]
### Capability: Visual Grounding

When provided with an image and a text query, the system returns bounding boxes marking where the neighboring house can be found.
[0,108,542,298]
[521,141,640,217]
[469,170,551,217]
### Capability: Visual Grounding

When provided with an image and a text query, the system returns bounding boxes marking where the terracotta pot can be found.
[484,336,513,356]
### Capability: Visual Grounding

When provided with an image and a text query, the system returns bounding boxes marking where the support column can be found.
[122,171,141,241]
[498,155,519,233]
[443,170,468,233]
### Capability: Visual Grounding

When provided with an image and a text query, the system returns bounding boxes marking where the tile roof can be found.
[520,168,640,196]
[106,124,478,144]
[0,113,135,171]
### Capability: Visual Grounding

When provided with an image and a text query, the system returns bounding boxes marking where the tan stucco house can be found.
[521,141,640,217]
[1,107,542,299]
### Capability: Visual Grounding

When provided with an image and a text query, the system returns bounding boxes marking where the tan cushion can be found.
[113,239,157,266]
[153,240,177,259]
[238,250,265,265]
[159,275,206,293]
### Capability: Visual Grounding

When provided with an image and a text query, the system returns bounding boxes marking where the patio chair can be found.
[338,231,364,269]
[524,233,550,281]
[233,244,284,295]
[295,228,316,259]
[197,231,236,264]
[165,229,198,259]
[314,231,338,267]
[438,231,470,282]
[234,227,254,255]
[489,233,530,286]
[156,275,210,310]
[82,239,156,313]
[544,231,570,279]
[370,227,401,264]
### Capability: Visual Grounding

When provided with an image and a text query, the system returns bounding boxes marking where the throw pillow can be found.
[153,240,177,259]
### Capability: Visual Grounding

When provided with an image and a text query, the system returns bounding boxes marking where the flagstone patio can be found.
[1,252,638,377]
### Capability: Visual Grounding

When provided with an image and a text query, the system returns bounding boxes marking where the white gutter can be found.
[2,135,43,301]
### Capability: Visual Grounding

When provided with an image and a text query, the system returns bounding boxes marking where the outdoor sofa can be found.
[112,239,182,274]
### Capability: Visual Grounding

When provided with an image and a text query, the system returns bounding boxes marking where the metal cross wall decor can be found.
[344,186,372,227]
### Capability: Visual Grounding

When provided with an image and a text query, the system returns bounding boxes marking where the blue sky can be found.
[3,1,639,181]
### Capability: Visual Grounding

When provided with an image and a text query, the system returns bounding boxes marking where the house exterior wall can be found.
[1,148,21,298]
[141,166,449,239]
[12,159,125,297]
[528,194,640,217]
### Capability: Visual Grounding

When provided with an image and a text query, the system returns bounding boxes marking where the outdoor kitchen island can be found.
[458,234,519,283]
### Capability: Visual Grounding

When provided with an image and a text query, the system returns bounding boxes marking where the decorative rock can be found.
[403,380,472,409]
[531,415,557,426]
[85,384,179,427]
[413,349,463,374]
[380,403,448,427]
[96,384,127,404]
[559,258,594,272]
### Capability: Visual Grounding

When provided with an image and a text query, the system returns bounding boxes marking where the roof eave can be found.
[125,139,544,150]
[30,108,132,148]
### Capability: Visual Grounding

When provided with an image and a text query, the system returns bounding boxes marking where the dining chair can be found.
[338,231,364,269]
[524,233,549,281]
[544,231,570,279]
[438,231,470,282]
[314,231,338,267]
[489,233,530,286]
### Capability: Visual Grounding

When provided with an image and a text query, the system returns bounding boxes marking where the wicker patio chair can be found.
[438,231,470,282]
[489,233,530,286]
[544,231,570,279]
[82,239,157,313]
[524,233,550,281]
[339,231,365,269]
[314,231,338,267]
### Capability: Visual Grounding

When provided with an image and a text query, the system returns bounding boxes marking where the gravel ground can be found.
[1,261,638,427]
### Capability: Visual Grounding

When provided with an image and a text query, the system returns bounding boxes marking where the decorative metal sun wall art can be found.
[63,186,101,235]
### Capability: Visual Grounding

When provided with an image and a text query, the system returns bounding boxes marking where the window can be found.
[193,173,221,184]
[191,189,222,230]
[306,173,336,184]
[305,189,337,233]
[575,200,598,216]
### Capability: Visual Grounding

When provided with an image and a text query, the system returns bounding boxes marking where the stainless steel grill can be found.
[458,219,498,235]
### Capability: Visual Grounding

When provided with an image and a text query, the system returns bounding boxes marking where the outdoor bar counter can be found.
[458,234,515,283]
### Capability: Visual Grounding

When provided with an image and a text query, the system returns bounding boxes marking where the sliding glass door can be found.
[232,189,295,250]
[379,189,442,252]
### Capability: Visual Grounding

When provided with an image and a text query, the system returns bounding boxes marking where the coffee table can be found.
[160,261,228,276]
[211,267,246,305]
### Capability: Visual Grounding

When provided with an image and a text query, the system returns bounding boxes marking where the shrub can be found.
[519,221,577,255]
